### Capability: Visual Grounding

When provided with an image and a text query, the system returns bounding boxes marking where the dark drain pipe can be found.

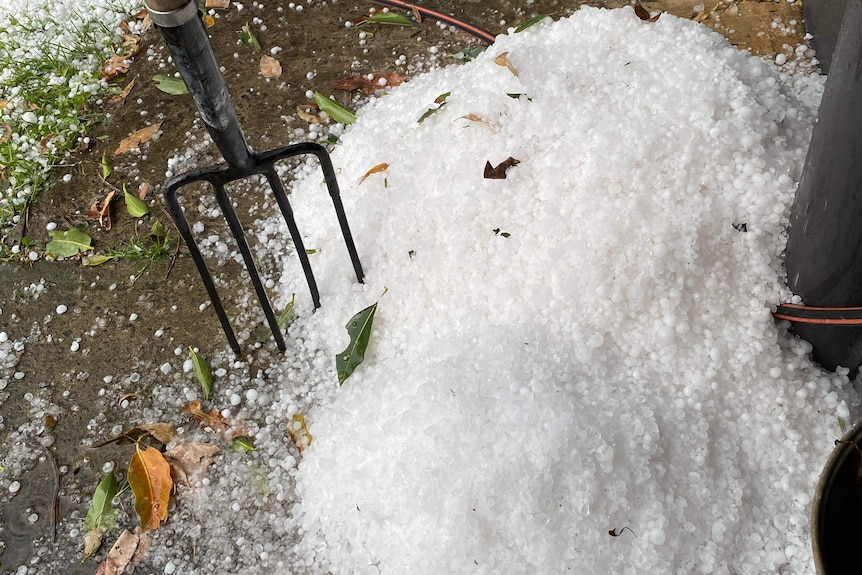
[783,0,862,373]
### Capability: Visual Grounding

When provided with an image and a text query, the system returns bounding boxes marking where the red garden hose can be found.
[368,0,498,44]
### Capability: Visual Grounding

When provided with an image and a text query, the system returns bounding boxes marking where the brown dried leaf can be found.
[87,189,116,231]
[296,104,322,124]
[94,529,139,575]
[138,182,151,201]
[92,422,177,447]
[164,441,220,487]
[460,114,484,123]
[37,134,57,154]
[484,157,520,179]
[494,52,519,77]
[108,79,136,105]
[206,0,230,7]
[117,392,138,406]
[331,72,405,95]
[0,100,11,109]
[359,162,389,184]
[259,55,282,78]
[411,6,422,23]
[101,52,130,81]
[112,122,162,156]
[128,445,172,531]
[634,2,661,22]
[182,400,248,440]
[0,123,11,144]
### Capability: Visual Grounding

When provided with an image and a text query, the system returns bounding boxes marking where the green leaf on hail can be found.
[189,347,213,401]
[336,300,379,384]
[313,92,357,124]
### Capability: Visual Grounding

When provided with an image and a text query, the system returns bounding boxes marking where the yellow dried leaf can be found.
[109,79,136,105]
[112,122,163,156]
[203,14,215,27]
[494,52,519,77]
[128,445,172,531]
[287,414,313,455]
[359,162,389,184]
[259,55,282,78]
[0,123,11,144]
[206,0,230,7]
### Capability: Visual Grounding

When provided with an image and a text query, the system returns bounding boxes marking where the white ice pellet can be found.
[8,481,21,494]
[55,304,67,314]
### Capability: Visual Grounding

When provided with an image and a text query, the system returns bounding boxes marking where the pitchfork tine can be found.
[147,0,364,353]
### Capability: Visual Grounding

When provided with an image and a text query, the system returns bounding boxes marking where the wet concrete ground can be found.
[0,1,808,573]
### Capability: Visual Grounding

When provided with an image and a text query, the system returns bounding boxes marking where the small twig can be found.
[152,190,182,279]
[608,526,636,537]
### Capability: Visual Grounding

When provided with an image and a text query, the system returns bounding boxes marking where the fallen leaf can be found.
[494,52,519,77]
[138,182,151,201]
[0,100,10,109]
[287,413,314,455]
[514,13,553,33]
[182,400,248,440]
[484,157,520,179]
[101,52,130,81]
[357,12,418,27]
[411,5,422,23]
[359,162,389,184]
[188,347,213,401]
[634,2,661,21]
[164,441,220,487]
[84,254,116,266]
[417,92,451,124]
[94,529,139,575]
[153,75,189,95]
[296,104,322,123]
[128,444,172,530]
[83,528,103,560]
[101,152,112,180]
[83,472,118,558]
[117,392,139,405]
[331,72,405,95]
[1,123,12,144]
[124,183,150,217]
[203,13,215,27]
[92,423,178,448]
[46,228,93,258]
[206,0,230,6]
[108,76,135,105]
[113,122,162,156]
[88,189,117,231]
[259,55,282,78]
[37,134,57,154]
[313,92,357,124]
[240,22,262,52]
[336,299,379,384]
[231,436,257,452]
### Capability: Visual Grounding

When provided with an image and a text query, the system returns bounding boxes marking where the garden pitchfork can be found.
[144,0,364,353]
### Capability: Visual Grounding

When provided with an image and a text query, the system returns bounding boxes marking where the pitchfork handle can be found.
[144,0,256,170]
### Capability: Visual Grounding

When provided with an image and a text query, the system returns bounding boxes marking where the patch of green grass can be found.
[0,0,139,232]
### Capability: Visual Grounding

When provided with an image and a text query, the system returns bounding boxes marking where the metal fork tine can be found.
[214,177,288,352]
[146,0,364,353]
[163,177,243,354]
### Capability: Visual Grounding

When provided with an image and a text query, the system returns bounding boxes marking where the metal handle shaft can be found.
[144,0,255,170]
